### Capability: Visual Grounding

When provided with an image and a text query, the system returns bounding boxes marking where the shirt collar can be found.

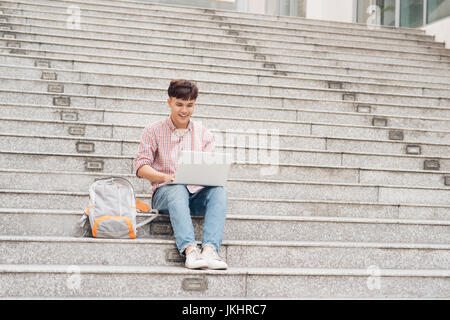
[166,116,193,132]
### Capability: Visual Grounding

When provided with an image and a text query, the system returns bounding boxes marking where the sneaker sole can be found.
[206,263,228,270]
[185,263,209,269]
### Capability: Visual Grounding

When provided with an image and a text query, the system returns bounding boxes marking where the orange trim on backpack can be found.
[136,198,150,213]
[92,216,136,239]
[84,205,95,216]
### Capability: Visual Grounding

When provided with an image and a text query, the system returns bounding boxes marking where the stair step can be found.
[2,25,448,71]
[0,263,448,298]
[1,134,450,186]
[2,90,450,121]
[1,92,449,132]
[3,40,450,82]
[0,208,449,244]
[1,101,449,146]
[0,0,429,38]
[0,151,449,187]
[1,235,448,270]
[2,169,449,205]
[2,113,450,151]
[1,63,449,100]
[2,14,446,59]
[2,140,450,175]
[1,189,450,221]
[2,63,450,99]
[1,78,448,111]
[0,8,442,53]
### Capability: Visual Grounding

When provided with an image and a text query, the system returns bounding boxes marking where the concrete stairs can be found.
[0,0,449,298]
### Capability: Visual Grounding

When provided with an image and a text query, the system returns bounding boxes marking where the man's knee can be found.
[206,186,228,202]
[164,184,189,200]
[153,185,189,211]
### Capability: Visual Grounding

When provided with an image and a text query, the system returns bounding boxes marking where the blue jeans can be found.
[151,184,228,255]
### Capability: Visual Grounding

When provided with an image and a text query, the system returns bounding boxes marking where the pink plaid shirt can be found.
[133,116,215,197]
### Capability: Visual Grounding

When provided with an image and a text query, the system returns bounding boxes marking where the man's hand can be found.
[163,174,175,183]
[137,165,175,183]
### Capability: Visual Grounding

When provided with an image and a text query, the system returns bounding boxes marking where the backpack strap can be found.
[135,198,159,228]
[135,210,159,228]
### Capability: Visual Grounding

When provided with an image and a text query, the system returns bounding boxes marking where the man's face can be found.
[168,97,195,129]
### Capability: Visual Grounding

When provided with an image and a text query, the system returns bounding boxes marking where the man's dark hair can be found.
[168,79,199,100]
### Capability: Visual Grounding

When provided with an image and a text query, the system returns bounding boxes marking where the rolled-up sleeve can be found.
[133,125,157,177]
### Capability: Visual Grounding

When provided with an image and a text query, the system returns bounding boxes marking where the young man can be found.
[133,79,228,270]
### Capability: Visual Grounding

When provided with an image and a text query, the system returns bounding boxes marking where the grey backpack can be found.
[73,177,158,239]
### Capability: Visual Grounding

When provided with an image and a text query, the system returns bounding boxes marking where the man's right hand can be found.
[163,174,175,183]
[137,165,175,183]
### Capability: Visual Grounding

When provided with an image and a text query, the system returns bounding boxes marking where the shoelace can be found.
[187,247,202,259]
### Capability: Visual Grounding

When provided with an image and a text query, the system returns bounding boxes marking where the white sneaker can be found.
[201,246,228,270]
[185,247,208,269]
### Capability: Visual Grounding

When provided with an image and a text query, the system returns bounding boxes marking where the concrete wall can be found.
[306,0,354,23]
[421,16,450,49]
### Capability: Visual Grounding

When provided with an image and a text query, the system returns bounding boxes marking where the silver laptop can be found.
[168,151,233,187]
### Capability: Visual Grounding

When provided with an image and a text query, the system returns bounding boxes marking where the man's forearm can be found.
[137,165,174,183]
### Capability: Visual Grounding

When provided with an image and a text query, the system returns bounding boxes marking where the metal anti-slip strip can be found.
[182,278,208,292]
